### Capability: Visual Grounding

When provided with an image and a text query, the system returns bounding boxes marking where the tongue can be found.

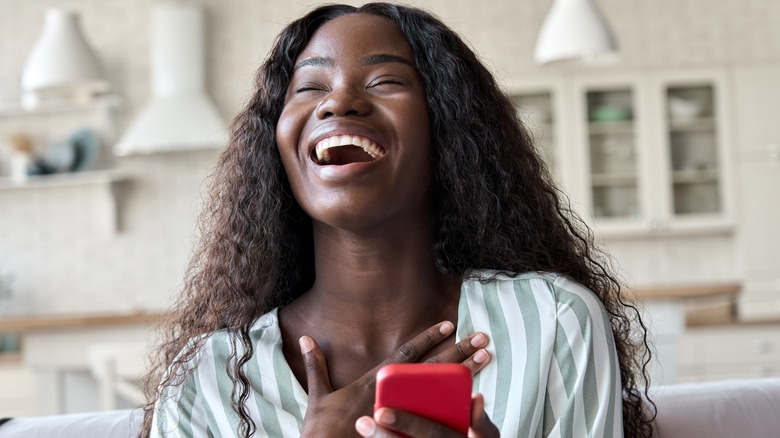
[326,146,375,165]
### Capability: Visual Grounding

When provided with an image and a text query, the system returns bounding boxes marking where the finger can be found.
[459,348,491,375]
[468,394,500,438]
[356,321,455,391]
[355,416,403,438]
[425,332,490,370]
[374,408,464,438]
[299,336,334,398]
[382,320,456,366]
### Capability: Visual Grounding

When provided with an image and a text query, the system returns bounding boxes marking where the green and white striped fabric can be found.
[152,271,623,437]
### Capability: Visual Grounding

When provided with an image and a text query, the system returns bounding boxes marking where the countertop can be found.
[627,282,741,301]
[0,310,168,332]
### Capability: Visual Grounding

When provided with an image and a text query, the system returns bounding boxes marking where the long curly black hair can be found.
[141,3,655,437]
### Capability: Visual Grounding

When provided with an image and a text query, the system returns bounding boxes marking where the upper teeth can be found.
[315,135,384,164]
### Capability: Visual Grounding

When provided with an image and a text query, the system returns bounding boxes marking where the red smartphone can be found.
[375,363,472,436]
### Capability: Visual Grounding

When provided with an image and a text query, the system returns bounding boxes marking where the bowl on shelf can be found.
[668,96,703,121]
[589,106,632,122]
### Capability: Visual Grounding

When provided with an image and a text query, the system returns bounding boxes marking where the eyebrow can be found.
[361,53,413,67]
[293,57,332,71]
[293,53,413,71]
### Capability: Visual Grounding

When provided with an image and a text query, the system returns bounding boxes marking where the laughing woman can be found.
[142,3,655,437]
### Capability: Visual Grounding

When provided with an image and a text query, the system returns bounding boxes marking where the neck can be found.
[293,219,460,350]
[278,218,463,390]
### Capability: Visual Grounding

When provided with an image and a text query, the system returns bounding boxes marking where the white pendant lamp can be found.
[534,0,619,64]
[21,9,110,108]
[114,2,226,156]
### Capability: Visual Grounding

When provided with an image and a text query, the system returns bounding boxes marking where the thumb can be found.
[468,393,500,437]
[299,336,334,398]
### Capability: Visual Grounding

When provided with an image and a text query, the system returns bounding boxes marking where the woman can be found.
[143,3,654,437]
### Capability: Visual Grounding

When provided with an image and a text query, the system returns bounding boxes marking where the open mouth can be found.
[314,135,386,165]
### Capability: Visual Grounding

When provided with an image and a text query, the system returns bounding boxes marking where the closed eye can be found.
[368,77,406,89]
[295,83,327,93]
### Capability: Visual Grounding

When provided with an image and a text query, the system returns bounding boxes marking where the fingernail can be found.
[355,417,375,435]
[473,349,489,364]
[470,333,487,347]
[376,408,396,425]
[299,336,314,354]
[439,321,454,335]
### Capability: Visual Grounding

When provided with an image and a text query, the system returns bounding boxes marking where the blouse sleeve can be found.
[541,276,624,437]
[150,341,211,438]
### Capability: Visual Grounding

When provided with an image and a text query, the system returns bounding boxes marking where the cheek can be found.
[275,108,296,155]
[275,107,306,171]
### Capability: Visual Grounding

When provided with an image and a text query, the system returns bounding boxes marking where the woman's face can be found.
[276,13,433,231]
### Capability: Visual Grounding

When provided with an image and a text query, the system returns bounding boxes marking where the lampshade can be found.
[534,0,619,64]
[114,2,226,155]
[21,9,109,107]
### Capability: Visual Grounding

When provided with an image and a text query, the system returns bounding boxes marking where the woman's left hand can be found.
[354,393,500,437]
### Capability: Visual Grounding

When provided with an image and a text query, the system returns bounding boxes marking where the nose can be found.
[315,86,372,119]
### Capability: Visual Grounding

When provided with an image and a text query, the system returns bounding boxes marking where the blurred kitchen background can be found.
[0,0,778,418]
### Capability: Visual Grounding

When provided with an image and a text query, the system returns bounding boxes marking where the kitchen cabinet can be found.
[0,359,35,417]
[0,311,164,415]
[628,282,739,386]
[678,323,780,382]
[569,71,734,237]
[573,77,644,225]
[732,65,780,321]
[508,70,734,238]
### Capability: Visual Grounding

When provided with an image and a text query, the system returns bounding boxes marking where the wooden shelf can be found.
[0,169,127,191]
[0,94,122,117]
[0,311,169,332]
[626,282,741,301]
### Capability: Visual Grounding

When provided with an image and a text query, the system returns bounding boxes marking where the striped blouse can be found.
[152,271,624,437]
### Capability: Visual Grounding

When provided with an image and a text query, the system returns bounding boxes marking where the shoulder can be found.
[462,270,612,337]
[153,308,283,434]
[191,308,281,364]
[465,270,605,311]
[159,308,281,392]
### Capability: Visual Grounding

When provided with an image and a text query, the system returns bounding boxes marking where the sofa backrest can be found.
[2,377,779,437]
[651,377,780,438]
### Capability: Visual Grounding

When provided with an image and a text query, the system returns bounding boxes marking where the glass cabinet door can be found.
[510,92,557,175]
[584,88,640,219]
[664,84,721,216]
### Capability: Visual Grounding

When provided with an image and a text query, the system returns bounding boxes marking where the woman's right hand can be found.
[298,321,491,437]
[353,393,500,438]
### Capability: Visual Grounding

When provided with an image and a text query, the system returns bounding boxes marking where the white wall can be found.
[1,0,778,315]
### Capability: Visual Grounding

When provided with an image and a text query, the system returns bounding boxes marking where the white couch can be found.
[649,378,780,437]
[1,378,779,437]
